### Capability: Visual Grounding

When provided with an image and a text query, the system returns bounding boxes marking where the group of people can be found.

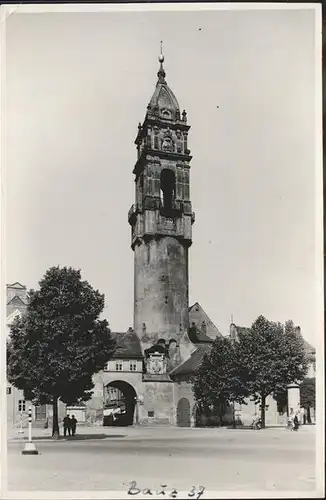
[250,414,262,430]
[62,414,78,437]
[288,413,300,431]
[250,412,301,431]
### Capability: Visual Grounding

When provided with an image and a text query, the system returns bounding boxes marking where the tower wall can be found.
[134,236,188,346]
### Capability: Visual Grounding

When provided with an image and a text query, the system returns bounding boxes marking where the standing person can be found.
[70,415,78,436]
[63,415,71,437]
[300,407,305,425]
[293,414,299,431]
[288,408,294,430]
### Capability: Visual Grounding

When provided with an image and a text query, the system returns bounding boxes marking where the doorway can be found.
[104,380,137,427]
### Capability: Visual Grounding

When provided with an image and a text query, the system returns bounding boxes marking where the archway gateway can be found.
[177,397,191,427]
[104,381,137,427]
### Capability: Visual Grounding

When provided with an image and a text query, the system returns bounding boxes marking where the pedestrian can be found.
[63,415,71,437]
[293,414,299,431]
[70,414,78,436]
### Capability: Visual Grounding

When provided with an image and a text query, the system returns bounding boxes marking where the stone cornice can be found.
[133,149,192,176]
[135,117,190,144]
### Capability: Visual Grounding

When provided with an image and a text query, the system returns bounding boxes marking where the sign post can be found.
[22,406,38,455]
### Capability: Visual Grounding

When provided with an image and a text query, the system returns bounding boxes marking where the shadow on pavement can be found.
[11,434,125,441]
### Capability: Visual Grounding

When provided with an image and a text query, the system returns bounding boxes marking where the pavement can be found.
[6,425,318,495]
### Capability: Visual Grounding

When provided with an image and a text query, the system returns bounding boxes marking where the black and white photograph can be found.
[1,3,324,498]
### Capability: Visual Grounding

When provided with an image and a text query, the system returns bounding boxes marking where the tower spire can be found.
[157,40,166,83]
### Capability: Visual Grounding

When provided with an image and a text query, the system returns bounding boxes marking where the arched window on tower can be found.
[160,169,176,213]
[137,173,144,207]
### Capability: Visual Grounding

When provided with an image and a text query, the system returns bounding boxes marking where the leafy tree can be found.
[192,336,248,426]
[7,266,116,439]
[235,316,308,428]
[300,377,315,423]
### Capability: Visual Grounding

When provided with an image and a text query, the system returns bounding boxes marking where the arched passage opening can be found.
[177,397,191,427]
[104,380,137,427]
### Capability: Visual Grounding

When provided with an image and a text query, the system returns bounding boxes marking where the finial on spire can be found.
[157,40,166,83]
[158,41,164,63]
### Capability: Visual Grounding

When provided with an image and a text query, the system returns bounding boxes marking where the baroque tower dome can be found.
[146,51,182,122]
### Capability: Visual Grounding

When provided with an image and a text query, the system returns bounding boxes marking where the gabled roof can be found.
[6,282,26,289]
[111,329,143,360]
[169,344,211,379]
[7,295,27,307]
[188,302,223,340]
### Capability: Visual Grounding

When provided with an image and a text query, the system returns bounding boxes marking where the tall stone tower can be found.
[128,50,194,355]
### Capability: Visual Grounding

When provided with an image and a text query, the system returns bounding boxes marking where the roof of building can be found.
[147,53,180,120]
[303,339,315,358]
[6,282,26,289]
[169,344,211,378]
[7,295,27,307]
[188,302,223,340]
[232,325,251,336]
[111,329,143,360]
[188,325,214,344]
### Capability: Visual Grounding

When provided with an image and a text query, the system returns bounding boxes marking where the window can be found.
[160,169,176,211]
[18,400,26,412]
[115,362,123,371]
[130,362,137,371]
[6,387,11,395]
[148,411,155,418]
[35,405,46,420]
[162,109,171,118]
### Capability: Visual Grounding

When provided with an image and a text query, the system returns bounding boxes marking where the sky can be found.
[4,6,321,344]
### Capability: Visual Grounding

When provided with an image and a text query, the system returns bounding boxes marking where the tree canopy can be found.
[7,266,116,438]
[192,335,248,425]
[193,316,308,428]
[234,316,308,427]
[300,377,315,409]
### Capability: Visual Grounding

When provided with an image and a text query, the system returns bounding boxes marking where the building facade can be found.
[6,283,66,428]
[6,53,316,429]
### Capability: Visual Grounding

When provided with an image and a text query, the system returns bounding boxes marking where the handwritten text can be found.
[126,481,205,499]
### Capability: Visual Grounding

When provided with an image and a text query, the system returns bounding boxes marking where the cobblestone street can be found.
[6,425,317,495]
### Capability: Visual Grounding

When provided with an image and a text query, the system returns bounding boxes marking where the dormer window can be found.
[162,109,171,119]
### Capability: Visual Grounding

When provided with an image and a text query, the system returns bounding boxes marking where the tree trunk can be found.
[52,397,60,439]
[260,394,266,429]
[307,406,311,424]
[219,401,224,427]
